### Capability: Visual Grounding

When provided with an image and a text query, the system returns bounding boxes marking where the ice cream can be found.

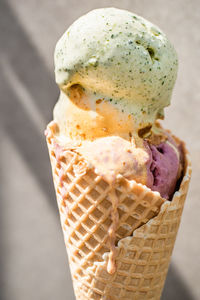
[45,7,191,300]
[53,7,180,200]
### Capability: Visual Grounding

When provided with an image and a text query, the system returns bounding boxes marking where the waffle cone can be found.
[46,122,191,300]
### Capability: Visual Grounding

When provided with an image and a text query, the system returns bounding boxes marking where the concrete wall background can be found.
[0,0,199,299]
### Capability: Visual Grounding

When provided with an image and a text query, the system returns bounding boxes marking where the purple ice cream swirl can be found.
[145,138,181,200]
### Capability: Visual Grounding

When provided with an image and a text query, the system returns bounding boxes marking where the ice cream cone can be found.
[46,122,191,300]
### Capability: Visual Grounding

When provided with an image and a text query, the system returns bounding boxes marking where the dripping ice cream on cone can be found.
[45,7,191,299]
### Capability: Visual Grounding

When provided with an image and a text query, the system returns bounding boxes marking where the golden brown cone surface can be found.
[46,122,191,300]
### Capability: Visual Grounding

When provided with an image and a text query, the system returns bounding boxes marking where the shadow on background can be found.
[0,0,58,209]
[0,0,60,297]
[0,174,5,300]
[0,0,196,299]
[162,263,195,300]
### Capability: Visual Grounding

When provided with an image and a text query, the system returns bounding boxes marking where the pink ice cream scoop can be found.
[147,140,181,200]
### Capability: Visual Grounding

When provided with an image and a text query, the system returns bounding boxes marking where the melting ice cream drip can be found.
[107,184,119,274]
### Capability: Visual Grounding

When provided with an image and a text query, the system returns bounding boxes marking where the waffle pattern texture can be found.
[46,124,191,300]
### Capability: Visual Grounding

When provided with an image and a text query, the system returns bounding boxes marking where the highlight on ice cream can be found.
[45,7,191,300]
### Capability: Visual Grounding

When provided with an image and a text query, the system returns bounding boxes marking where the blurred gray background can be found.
[0,0,199,299]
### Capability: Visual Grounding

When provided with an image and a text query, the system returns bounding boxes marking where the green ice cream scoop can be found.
[54,7,178,128]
